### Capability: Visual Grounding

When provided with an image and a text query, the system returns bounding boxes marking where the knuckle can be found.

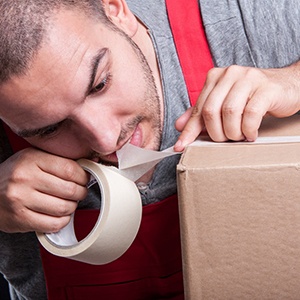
[202,105,217,121]
[222,105,237,116]
[224,65,261,80]
[190,105,201,117]
[49,219,65,233]
[244,68,263,82]
[244,104,261,117]
[80,187,88,200]
[15,147,39,163]
[49,216,72,233]
[206,67,221,81]
[5,184,22,205]
[59,160,78,181]
[226,64,239,72]
[224,65,242,76]
[64,182,79,199]
[61,162,77,181]
[244,67,268,84]
[9,167,29,184]
[56,202,72,216]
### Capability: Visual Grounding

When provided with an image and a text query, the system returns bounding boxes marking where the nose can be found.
[73,106,120,155]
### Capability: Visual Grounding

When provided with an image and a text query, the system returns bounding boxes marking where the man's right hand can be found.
[174,63,300,151]
[0,148,89,233]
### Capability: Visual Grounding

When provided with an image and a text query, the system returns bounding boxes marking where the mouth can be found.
[97,124,144,165]
[128,124,143,148]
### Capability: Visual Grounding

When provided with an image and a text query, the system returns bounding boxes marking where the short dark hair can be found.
[0,0,110,82]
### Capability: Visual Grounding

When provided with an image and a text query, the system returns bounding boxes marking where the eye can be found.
[40,126,58,136]
[37,124,61,138]
[90,73,112,94]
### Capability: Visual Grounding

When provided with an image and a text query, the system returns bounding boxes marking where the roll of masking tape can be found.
[36,158,142,265]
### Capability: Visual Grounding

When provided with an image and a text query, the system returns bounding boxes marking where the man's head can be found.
[0,0,111,83]
[0,0,163,164]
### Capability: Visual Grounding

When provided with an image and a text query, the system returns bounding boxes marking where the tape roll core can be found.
[36,159,142,265]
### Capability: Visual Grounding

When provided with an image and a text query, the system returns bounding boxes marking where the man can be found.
[1,0,300,299]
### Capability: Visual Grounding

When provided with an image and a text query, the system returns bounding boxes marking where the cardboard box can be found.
[177,115,300,299]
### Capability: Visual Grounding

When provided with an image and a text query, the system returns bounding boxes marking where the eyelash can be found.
[37,122,62,139]
[90,73,112,95]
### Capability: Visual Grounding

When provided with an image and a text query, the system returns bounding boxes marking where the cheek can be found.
[112,80,144,112]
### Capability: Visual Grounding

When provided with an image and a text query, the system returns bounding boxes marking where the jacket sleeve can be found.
[199,0,300,68]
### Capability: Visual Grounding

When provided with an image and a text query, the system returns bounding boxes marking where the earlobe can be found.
[102,0,138,37]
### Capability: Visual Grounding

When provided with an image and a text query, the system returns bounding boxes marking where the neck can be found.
[132,19,164,124]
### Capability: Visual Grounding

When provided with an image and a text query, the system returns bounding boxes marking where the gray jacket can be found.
[200,0,300,68]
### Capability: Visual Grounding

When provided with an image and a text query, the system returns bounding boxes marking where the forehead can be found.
[0,9,111,130]
[39,8,107,78]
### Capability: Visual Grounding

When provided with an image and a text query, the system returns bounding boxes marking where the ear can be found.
[101,0,138,37]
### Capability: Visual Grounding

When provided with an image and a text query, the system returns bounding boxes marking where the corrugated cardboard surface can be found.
[177,115,300,300]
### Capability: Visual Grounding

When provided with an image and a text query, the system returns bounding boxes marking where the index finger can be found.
[174,105,204,152]
[37,155,89,186]
[174,68,224,151]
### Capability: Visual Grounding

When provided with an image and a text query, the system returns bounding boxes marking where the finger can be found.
[38,156,89,186]
[4,178,86,217]
[174,69,223,151]
[35,214,72,234]
[202,66,265,142]
[20,210,73,233]
[201,71,242,142]
[26,189,82,217]
[221,80,253,141]
[0,200,74,233]
[242,90,271,141]
[175,107,194,132]
[33,171,88,201]
[201,88,226,142]
[174,103,205,152]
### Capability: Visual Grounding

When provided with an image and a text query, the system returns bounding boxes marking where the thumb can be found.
[174,106,204,152]
[175,107,194,132]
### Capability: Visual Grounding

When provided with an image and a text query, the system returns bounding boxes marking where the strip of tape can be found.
[189,135,300,147]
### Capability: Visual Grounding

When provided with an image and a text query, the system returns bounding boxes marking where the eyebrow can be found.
[85,47,109,97]
[17,48,109,138]
[17,122,63,138]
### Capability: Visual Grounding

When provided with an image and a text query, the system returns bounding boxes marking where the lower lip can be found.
[129,125,143,147]
[105,153,118,163]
